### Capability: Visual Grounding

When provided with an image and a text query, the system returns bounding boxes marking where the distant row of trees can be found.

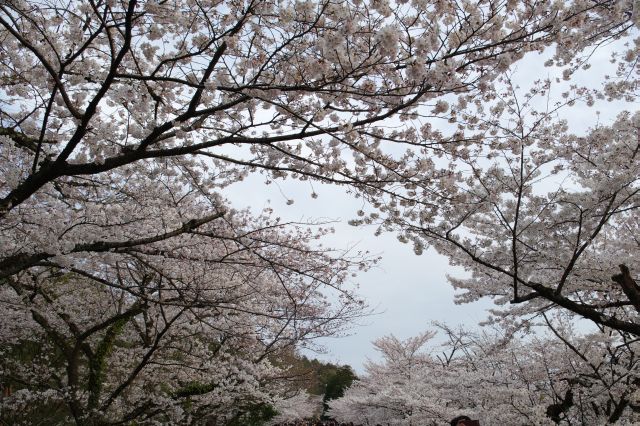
[329,322,640,424]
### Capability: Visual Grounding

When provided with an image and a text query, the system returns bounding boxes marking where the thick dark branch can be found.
[186,42,227,114]
[418,226,640,336]
[0,1,138,216]
[519,281,640,336]
[0,212,224,279]
[73,211,224,252]
[54,0,138,164]
[30,309,72,357]
[612,264,640,314]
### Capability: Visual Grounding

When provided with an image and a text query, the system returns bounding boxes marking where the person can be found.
[450,415,477,426]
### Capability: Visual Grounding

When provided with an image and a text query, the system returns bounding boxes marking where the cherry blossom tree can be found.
[1,131,367,423]
[319,1,639,334]
[268,392,322,425]
[0,249,343,424]
[0,0,633,279]
[328,330,450,424]
[366,73,640,335]
[329,322,640,424]
[1,0,638,422]
[0,130,370,419]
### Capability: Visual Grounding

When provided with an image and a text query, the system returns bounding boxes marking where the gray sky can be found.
[222,37,634,373]
[225,174,492,373]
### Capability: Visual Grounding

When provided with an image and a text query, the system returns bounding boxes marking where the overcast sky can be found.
[222,37,633,373]
[226,175,493,372]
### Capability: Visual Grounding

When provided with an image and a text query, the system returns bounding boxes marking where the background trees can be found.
[329,323,640,424]
[320,364,357,419]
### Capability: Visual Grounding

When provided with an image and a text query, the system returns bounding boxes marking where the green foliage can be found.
[87,315,132,410]
[173,381,219,399]
[1,339,71,425]
[321,365,357,419]
[278,351,357,397]
[322,365,356,402]
[227,403,278,426]
[267,349,359,421]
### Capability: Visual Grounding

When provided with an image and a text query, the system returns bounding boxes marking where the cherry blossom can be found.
[329,322,640,424]
[0,0,638,422]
